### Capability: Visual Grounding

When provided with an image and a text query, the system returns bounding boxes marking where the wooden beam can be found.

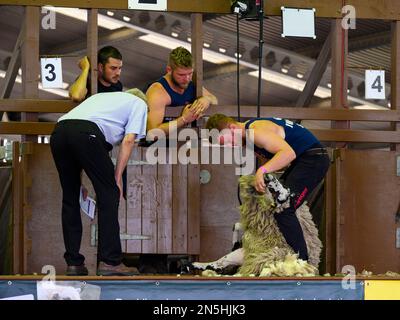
[47,27,142,56]
[191,14,203,98]
[391,21,400,152]
[12,141,23,274]
[183,105,400,122]
[87,9,98,96]
[0,99,76,113]
[296,31,331,108]
[0,122,56,135]
[331,19,349,147]
[297,31,391,57]
[188,14,202,255]
[310,129,400,143]
[0,20,24,121]
[1,100,398,122]
[0,120,399,143]
[4,1,400,20]
[0,21,24,99]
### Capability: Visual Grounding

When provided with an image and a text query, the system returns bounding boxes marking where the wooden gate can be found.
[21,143,200,275]
[327,149,400,274]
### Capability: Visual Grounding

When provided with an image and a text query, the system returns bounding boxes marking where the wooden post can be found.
[391,21,400,152]
[187,14,202,255]
[21,6,39,143]
[87,9,98,96]
[191,14,203,99]
[12,142,23,274]
[331,19,350,149]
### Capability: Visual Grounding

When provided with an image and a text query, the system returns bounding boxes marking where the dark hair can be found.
[98,46,122,65]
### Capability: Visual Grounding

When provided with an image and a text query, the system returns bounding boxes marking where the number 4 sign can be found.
[40,58,63,89]
[365,70,385,100]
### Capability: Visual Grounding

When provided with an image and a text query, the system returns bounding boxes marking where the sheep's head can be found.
[239,174,293,216]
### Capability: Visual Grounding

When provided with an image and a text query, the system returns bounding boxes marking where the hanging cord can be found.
[236,12,243,206]
[236,13,241,122]
[256,0,264,117]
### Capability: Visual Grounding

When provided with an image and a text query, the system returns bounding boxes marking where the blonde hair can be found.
[125,88,147,103]
[168,47,193,69]
[206,113,236,131]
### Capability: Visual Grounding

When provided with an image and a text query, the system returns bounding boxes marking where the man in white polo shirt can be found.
[50,90,147,276]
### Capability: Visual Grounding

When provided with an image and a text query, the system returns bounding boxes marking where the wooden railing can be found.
[1,99,400,143]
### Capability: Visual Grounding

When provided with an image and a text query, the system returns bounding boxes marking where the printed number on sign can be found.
[371,76,383,93]
[365,70,385,100]
[44,63,56,82]
[40,58,63,89]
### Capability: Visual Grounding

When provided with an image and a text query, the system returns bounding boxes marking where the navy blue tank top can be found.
[156,77,196,107]
[245,117,321,159]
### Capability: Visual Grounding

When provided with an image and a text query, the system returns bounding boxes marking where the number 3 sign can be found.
[40,58,63,89]
[365,70,385,100]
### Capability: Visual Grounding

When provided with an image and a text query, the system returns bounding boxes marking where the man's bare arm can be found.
[69,56,90,102]
[115,133,136,198]
[146,83,196,137]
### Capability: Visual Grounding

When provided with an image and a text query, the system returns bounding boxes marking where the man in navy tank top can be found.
[146,47,218,136]
[206,114,330,262]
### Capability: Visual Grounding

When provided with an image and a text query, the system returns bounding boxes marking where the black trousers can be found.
[275,147,330,261]
[50,120,122,266]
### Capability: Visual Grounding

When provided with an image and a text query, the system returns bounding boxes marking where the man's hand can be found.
[190,96,211,118]
[78,56,90,71]
[115,177,123,200]
[81,185,88,201]
[181,104,198,124]
[254,168,267,193]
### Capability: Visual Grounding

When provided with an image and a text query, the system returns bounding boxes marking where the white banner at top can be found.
[128,0,167,11]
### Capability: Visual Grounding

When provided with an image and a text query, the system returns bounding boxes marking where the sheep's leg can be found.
[190,248,245,273]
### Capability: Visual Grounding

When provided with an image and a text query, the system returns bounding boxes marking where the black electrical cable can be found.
[236,13,241,122]
[256,0,264,118]
[236,12,243,206]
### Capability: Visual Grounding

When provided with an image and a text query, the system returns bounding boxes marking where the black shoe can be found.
[66,265,89,276]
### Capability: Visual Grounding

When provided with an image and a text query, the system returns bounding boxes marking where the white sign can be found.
[79,186,96,220]
[281,7,316,38]
[365,70,385,99]
[128,0,167,11]
[40,58,63,88]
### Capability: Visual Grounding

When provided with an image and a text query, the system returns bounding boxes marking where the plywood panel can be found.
[141,148,157,253]
[111,147,127,252]
[27,144,97,275]
[199,157,241,261]
[200,226,234,262]
[187,162,200,255]
[337,149,400,274]
[126,147,142,253]
[157,148,173,254]
[172,163,188,254]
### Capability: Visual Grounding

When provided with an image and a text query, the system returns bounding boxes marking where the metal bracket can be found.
[397,155,400,177]
[120,234,151,241]
[396,228,400,249]
[111,158,149,166]
[199,169,211,184]
[90,224,150,246]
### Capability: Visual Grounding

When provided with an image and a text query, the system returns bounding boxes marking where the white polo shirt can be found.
[59,92,147,146]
